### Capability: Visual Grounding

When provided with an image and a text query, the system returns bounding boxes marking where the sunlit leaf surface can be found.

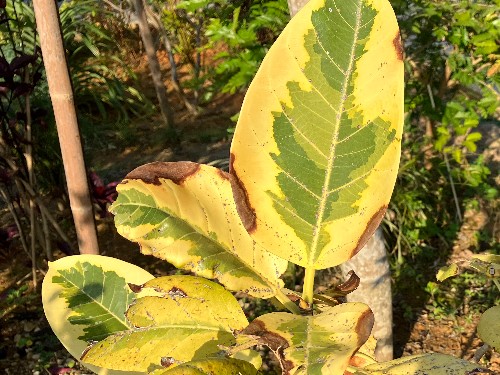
[148,358,258,375]
[230,0,404,269]
[110,162,287,298]
[356,353,486,374]
[81,276,248,372]
[239,302,374,374]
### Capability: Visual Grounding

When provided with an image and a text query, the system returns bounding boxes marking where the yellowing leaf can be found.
[110,162,287,299]
[436,264,459,281]
[477,305,500,351]
[148,358,258,375]
[230,0,403,269]
[81,275,248,372]
[41,255,154,375]
[239,302,374,374]
[357,353,487,374]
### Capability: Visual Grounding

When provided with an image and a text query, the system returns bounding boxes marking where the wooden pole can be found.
[32,0,99,255]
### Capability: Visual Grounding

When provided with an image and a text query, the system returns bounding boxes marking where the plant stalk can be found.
[274,288,301,315]
[302,267,316,306]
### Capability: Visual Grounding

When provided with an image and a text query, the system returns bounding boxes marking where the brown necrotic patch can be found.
[242,319,294,374]
[125,161,200,186]
[355,308,375,348]
[351,206,387,258]
[393,31,404,61]
[229,153,257,233]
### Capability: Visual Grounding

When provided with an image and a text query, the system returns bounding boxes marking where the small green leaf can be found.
[81,276,248,373]
[477,305,500,351]
[148,358,258,375]
[357,353,486,374]
[436,264,459,281]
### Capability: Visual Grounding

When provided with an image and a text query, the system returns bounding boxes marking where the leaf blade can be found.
[110,162,287,298]
[230,0,403,269]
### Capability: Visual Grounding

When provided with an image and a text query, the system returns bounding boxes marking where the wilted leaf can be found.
[81,276,248,372]
[238,302,374,374]
[436,264,459,281]
[356,353,488,374]
[110,162,287,299]
[477,305,500,351]
[230,0,404,269]
[148,358,258,375]
[42,255,154,375]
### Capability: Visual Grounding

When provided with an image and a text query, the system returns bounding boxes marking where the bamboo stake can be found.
[32,0,99,254]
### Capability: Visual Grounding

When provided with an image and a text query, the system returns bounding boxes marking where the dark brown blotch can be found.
[355,308,375,347]
[160,356,176,368]
[128,283,143,293]
[125,161,200,186]
[393,31,404,61]
[229,153,257,233]
[242,320,294,374]
[351,206,387,258]
[168,286,188,299]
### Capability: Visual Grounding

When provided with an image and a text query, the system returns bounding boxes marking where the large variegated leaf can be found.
[110,162,287,299]
[477,305,500,351]
[149,358,258,375]
[229,0,404,269]
[42,255,154,375]
[238,302,374,374]
[354,353,487,374]
[81,275,248,373]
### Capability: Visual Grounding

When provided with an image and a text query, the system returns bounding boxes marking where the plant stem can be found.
[302,267,316,305]
[274,288,301,315]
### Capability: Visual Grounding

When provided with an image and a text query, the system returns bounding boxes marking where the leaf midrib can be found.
[308,0,363,267]
[60,271,130,333]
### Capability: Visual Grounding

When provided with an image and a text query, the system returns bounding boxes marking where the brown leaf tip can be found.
[128,283,143,293]
[125,161,200,186]
[229,153,257,233]
[351,206,387,258]
[335,270,360,295]
[393,31,404,61]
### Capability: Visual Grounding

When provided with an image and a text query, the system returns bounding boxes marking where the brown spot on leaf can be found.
[160,357,176,368]
[334,270,360,295]
[229,153,257,233]
[393,32,403,61]
[168,286,187,299]
[355,308,374,348]
[128,283,143,293]
[125,161,200,186]
[242,320,294,374]
[351,206,387,258]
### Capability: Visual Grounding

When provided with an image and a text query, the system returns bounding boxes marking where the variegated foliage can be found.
[230,0,403,270]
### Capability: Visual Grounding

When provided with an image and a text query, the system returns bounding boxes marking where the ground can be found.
[0,69,498,374]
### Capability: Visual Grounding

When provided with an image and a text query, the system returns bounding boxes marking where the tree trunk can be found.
[340,228,393,361]
[287,0,394,362]
[32,0,99,255]
[133,0,175,130]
